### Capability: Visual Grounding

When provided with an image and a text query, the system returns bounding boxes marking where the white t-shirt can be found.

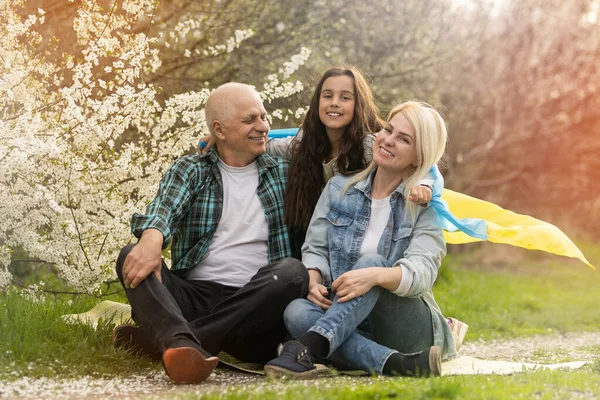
[360,196,392,256]
[187,160,269,287]
[359,195,413,296]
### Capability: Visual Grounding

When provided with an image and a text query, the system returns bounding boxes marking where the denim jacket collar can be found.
[354,168,407,201]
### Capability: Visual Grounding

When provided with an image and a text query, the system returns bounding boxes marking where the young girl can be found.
[264,101,454,379]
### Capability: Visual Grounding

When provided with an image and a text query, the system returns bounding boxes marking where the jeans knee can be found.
[354,253,390,270]
[284,299,318,337]
[115,243,136,280]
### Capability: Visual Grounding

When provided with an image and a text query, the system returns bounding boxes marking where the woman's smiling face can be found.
[373,112,418,175]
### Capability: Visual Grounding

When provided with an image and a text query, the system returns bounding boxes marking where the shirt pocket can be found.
[391,225,413,257]
[327,209,354,249]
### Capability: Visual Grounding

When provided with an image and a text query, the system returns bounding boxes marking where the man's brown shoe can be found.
[162,347,219,384]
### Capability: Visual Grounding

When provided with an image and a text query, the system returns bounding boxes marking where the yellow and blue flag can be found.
[428,166,594,269]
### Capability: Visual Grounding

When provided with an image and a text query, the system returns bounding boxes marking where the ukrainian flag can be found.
[428,166,594,269]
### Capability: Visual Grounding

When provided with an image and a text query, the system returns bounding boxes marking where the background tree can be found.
[441,0,600,237]
[0,0,308,292]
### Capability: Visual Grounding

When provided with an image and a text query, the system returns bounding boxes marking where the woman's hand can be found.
[408,185,432,205]
[331,268,379,303]
[306,269,332,310]
[307,282,332,310]
[196,135,216,154]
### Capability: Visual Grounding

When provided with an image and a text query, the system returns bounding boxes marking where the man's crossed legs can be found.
[115,244,309,383]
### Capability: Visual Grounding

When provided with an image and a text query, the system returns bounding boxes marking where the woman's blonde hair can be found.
[344,101,448,221]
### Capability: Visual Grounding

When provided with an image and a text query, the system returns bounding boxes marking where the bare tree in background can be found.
[439,0,600,236]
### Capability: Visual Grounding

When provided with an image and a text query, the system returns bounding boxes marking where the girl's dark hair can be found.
[285,66,384,231]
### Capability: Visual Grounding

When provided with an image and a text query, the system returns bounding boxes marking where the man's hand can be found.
[122,229,164,289]
[331,268,379,303]
[306,269,332,310]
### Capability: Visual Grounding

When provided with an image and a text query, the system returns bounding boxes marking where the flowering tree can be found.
[0,0,310,292]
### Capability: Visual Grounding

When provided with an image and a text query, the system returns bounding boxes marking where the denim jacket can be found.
[302,169,458,360]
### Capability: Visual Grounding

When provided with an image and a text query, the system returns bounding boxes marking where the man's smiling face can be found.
[215,88,270,166]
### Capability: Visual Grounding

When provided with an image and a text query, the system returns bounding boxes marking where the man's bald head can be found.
[204,82,269,166]
[205,83,261,135]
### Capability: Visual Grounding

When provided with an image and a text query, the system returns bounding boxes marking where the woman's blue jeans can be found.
[284,254,433,375]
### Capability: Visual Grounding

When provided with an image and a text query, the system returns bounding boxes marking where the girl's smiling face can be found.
[318,75,356,137]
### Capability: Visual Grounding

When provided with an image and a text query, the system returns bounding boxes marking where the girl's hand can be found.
[196,135,216,154]
[307,282,332,310]
[331,268,378,303]
[408,185,432,205]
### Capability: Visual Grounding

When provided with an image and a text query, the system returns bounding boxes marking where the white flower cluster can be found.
[279,47,311,79]
[0,1,310,294]
[261,47,311,103]
[269,107,309,122]
[165,17,254,59]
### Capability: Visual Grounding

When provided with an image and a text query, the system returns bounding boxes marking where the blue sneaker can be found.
[264,340,319,380]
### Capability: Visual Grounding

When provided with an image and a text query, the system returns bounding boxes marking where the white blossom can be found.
[0,0,310,294]
[271,109,283,120]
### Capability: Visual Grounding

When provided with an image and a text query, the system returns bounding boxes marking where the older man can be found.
[114,83,308,384]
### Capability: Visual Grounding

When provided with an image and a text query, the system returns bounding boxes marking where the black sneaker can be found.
[112,323,161,361]
[396,346,442,377]
[264,340,319,380]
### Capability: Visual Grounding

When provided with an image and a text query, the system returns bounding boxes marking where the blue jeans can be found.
[284,254,433,375]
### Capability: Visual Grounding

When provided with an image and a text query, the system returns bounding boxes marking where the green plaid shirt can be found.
[131,148,291,276]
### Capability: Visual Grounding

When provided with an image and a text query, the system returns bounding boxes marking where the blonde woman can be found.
[265,101,456,378]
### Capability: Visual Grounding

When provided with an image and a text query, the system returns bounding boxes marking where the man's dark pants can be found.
[116,244,309,364]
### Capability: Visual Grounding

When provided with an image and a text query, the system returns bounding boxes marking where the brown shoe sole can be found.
[429,346,442,377]
[263,365,320,380]
[162,347,219,384]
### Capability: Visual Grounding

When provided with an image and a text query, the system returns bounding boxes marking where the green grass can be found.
[153,369,600,399]
[433,251,600,340]
[1,245,599,398]
[0,287,157,380]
